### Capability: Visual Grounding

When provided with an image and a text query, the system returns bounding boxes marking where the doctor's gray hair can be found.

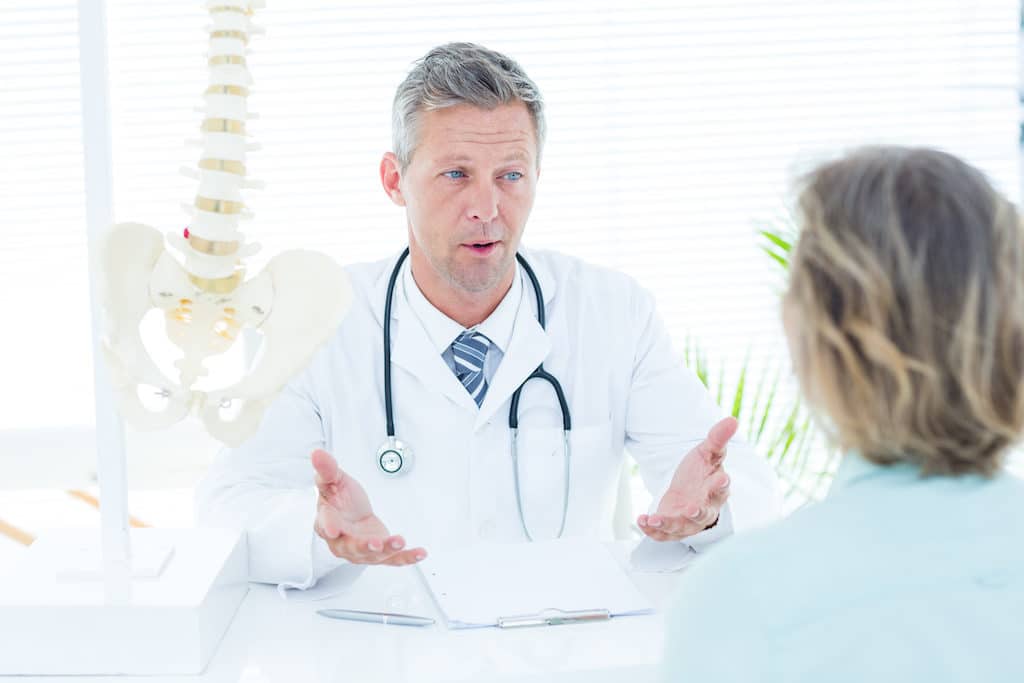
[391,42,546,169]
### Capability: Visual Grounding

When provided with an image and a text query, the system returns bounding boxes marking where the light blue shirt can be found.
[662,454,1024,682]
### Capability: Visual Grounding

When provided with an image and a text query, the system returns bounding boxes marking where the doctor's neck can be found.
[408,251,515,329]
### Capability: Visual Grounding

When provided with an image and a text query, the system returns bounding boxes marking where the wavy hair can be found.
[784,146,1024,476]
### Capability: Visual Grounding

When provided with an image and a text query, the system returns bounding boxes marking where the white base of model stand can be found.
[0,527,248,675]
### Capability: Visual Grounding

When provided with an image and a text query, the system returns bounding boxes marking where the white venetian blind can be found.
[0,2,93,432]
[1,0,1019,444]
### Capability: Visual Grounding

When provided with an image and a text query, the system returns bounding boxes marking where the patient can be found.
[662,147,1024,682]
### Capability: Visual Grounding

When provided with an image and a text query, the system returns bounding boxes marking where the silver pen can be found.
[317,608,435,627]
[497,608,611,629]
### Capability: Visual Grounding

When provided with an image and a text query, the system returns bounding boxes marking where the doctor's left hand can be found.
[637,416,735,542]
[312,449,427,566]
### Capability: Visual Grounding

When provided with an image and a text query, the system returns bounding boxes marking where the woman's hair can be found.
[784,146,1024,476]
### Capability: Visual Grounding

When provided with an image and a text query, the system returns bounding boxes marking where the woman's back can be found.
[662,456,1024,682]
[662,146,1024,682]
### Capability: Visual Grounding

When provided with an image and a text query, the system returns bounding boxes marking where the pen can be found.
[497,608,611,629]
[317,608,435,627]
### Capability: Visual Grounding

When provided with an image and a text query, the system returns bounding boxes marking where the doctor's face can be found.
[382,102,539,296]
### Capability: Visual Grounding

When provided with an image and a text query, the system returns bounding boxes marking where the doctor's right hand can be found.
[311,449,427,565]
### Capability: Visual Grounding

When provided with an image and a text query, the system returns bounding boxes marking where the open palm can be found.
[312,449,425,565]
[637,417,734,541]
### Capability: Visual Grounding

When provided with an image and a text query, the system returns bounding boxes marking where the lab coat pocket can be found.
[513,420,618,540]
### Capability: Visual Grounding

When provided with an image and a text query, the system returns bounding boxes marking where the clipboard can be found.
[417,539,654,630]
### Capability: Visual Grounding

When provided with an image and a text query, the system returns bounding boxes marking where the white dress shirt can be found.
[402,258,523,387]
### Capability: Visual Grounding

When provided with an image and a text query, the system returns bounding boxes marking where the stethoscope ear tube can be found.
[508,367,572,431]
[510,252,572,431]
[382,248,411,439]
[379,248,573,541]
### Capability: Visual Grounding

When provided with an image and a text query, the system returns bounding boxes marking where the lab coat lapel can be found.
[371,253,477,411]
[474,250,558,430]
[474,315,551,429]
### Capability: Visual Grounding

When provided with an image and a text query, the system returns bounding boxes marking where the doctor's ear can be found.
[380,153,406,207]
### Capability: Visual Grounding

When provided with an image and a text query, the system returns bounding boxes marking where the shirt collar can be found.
[828,451,923,496]
[401,259,523,355]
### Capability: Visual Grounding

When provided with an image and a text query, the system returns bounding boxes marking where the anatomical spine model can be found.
[102,0,351,446]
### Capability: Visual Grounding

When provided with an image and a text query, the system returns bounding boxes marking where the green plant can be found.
[682,337,833,503]
[675,216,839,504]
[760,227,794,272]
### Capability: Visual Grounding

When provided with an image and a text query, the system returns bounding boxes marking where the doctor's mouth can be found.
[461,240,502,257]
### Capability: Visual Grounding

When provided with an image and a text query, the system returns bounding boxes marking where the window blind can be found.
[2,0,1018,456]
[0,2,93,431]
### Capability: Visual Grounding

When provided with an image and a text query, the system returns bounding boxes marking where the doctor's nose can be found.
[465,181,499,223]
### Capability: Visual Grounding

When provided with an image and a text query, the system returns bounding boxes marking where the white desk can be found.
[2,543,685,683]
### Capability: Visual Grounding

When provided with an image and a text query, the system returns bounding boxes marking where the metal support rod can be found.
[77,0,132,599]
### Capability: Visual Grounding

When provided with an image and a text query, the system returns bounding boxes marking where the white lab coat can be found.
[196,248,782,590]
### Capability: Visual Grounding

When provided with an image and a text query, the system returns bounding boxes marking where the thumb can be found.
[311,448,341,490]
[703,417,738,464]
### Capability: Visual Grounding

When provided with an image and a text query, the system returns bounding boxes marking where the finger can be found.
[363,536,387,554]
[687,502,720,529]
[646,512,700,539]
[326,534,389,562]
[637,524,674,542]
[380,548,428,566]
[703,417,738,466]
[709,475,731,507]
[331,535,420,565]
[383,535,406,552]
[639,514,697,539]
[638,513,664,530]
[311,449,341,492]
[315,506,343,540]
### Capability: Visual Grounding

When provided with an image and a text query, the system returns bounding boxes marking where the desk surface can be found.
[4,543,683,683]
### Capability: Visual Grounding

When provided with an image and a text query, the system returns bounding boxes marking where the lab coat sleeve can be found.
[623,285,782,557]
[195,372,351,591]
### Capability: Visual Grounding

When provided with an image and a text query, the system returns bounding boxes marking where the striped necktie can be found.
[452,330,491,407]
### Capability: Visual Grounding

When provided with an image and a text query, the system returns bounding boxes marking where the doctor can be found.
[197,42,780,590]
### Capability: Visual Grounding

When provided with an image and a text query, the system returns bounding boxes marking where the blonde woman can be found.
[662,147,1024,682]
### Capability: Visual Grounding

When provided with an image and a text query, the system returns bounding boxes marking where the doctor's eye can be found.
[502,171,523,182]
[442,170,467,180]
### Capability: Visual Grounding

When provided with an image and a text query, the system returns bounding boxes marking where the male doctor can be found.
[197,42,781,590]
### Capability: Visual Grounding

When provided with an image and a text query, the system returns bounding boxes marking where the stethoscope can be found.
[377,247,572,541]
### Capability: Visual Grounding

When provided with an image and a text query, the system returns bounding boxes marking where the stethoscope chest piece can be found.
[377,437,413,476]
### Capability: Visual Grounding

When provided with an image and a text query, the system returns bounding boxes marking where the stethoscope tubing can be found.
[380,247,572,540]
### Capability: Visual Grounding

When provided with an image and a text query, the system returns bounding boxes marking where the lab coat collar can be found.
[389,282,479,411]
[401,255,523,356]
[474,307,551,430]
[472,246,557,428]
[369,247,558,420]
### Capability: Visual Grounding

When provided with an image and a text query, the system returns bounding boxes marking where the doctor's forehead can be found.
[430,149,534,167]
[415,104,538,157]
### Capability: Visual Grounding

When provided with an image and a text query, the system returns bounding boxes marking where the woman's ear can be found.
[380,152,406,207]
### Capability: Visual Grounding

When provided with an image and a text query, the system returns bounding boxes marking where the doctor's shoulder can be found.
[286,258,387,379]
[522,247,654,318]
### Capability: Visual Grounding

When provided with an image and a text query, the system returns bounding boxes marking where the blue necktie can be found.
[452,331,491,406]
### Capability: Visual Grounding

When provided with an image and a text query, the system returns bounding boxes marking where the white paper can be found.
[418,539,654,629]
